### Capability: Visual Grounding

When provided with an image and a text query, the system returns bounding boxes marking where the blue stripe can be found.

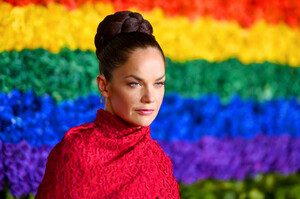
[0,89,299,146]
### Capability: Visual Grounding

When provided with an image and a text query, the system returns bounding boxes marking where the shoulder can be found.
[42,123,96,183]
[47,122,96,162]
[147,138,166,155]
[145,138,173,165]
[36,123,95,198]
[64,122,97,149]
[64,122,95,141]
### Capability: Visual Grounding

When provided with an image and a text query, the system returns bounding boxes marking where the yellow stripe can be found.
[1,2,300,66]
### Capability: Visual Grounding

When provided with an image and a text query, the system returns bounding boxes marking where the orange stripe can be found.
[2,0,300,28]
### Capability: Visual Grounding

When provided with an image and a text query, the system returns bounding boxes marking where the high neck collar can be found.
[93,109,150,138]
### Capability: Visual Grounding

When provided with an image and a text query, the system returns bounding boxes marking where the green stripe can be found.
[179,173,300,199]
[1,48,299,102]
[0,48,99,101]
[166,59,300,102]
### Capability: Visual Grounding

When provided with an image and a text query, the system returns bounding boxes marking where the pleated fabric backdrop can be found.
[1,0,300,198]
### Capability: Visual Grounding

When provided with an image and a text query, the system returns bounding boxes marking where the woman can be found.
[36,11,180,198]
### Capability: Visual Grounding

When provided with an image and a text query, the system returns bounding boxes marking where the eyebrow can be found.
[124,74,165,81]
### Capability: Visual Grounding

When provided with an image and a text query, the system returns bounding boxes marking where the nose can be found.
[141,86,155,103]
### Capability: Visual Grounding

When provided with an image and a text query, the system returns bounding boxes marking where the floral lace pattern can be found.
[36,109,180,198]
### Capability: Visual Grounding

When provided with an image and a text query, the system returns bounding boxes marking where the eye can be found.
[128,82,140,87]
[155,81,165,87]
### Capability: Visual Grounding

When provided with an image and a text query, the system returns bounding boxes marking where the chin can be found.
[131,118,154,127]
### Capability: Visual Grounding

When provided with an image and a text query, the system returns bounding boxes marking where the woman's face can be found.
[101,47,165,127]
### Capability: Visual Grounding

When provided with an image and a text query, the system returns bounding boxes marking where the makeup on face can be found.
[104,47,165,127]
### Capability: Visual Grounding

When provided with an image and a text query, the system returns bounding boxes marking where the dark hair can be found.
[94,11,165,81]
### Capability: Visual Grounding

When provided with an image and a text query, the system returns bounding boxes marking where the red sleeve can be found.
[35,132,87,199]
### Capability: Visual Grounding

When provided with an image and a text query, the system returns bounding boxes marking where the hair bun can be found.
[94,11,153,55]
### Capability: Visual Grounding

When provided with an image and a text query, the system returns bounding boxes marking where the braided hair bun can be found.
[94,11,164,81]
[95,11,153,57]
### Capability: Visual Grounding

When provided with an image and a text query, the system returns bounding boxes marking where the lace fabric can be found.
[36,109,180,198]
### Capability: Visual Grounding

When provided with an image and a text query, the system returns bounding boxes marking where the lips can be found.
[136,109,155,115]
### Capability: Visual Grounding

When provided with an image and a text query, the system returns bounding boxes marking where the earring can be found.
[100,91,103,103]
[100,95,103,103]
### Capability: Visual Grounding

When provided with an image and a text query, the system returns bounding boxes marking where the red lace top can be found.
[36,109,180,198]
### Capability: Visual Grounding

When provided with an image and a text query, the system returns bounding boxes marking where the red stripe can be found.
[2,0,300,28]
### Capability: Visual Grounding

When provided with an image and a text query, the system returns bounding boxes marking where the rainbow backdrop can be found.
[1,0,300,198]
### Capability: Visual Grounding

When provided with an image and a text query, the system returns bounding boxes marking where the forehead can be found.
[114,47,165,78]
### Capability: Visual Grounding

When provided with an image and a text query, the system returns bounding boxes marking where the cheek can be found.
[111,88,139,110]
[156,89,165,103]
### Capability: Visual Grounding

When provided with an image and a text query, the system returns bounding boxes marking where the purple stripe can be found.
[158,134,300,184]
[1,134,300,196]
[0,141,52,197]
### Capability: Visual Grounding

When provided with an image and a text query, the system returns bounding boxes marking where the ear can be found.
[97,74,110,98]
